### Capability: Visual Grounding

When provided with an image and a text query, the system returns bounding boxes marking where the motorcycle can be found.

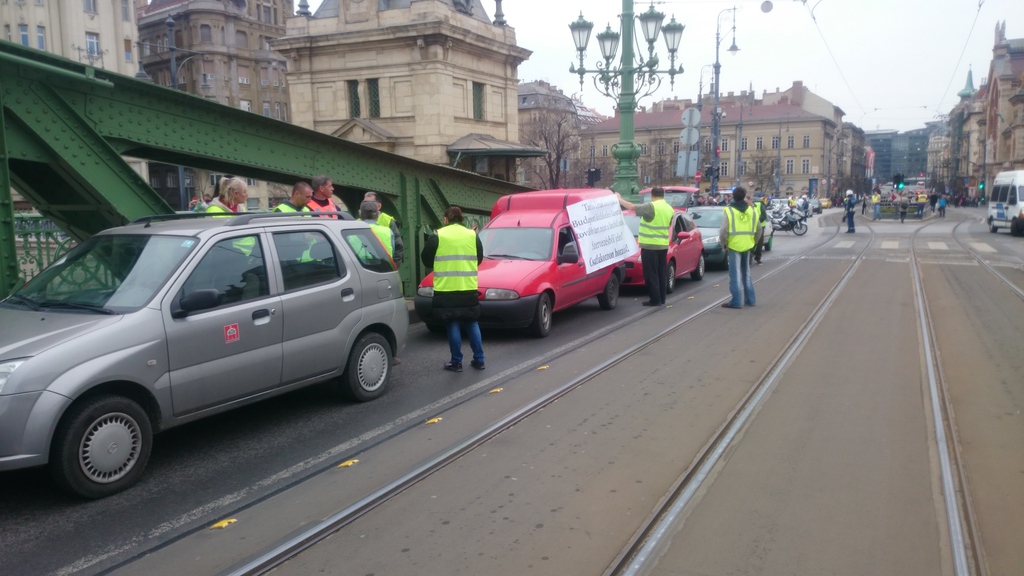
[770,207,808,235]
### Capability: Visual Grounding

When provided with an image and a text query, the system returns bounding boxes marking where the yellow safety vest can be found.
[871,194,881,205]
[752,201,763,228]
[434,224,478,293]
[724,206,757,252]
[638,199,673,249]
[378,212,395,229]
[205,204,232,217]
[273,202,311,213]
[369,222,393,258]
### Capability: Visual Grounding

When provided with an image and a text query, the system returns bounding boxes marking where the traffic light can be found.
[703,166,712,181]
[713,166,721,178]
[585,168,601,187]
[894,173,904,190]
[978,179,985,191]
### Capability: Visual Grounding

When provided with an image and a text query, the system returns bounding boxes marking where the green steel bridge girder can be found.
[0,40,532,297]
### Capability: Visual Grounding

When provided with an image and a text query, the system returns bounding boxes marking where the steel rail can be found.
[606,210,875,576]
[224,210,851,575]
[909,215,979,576]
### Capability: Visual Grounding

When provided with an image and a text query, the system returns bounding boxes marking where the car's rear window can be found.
[341,229,396,274]
[689,210,724,228]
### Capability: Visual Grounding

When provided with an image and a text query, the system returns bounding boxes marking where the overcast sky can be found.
[305,0,1019,132]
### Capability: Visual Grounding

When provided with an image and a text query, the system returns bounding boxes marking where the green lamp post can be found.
[570,2,685,196]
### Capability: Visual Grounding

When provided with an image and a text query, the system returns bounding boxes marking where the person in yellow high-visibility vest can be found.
[205,177,248,216]
[421,206,485,372]
[272,182,313,214]
[359,201,394,258]
[719,186,758,309]
[617,186,673,307]
[363,191,404,265]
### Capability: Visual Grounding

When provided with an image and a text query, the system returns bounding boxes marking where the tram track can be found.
[217,213,871,576]
[606,210,1003,576]
[105,209,1004,576]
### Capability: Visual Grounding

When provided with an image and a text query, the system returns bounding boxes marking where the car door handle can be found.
[252,309,270,320]
[341,287,355,297]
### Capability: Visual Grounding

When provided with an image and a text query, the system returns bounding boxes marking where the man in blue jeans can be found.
[718,187,757,309]
[421,206,485,371]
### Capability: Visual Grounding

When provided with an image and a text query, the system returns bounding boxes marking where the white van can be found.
[987,170,1024,235]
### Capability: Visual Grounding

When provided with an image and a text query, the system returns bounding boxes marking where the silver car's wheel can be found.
[50,396,152,499]
[344,332,392,402]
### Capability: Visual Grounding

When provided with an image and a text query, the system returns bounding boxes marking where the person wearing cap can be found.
[359,201,394,258]
[844,190,856,233]
[363,191,405,265]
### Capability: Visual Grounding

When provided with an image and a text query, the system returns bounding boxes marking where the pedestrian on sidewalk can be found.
[421,206,485,372]
[871,188,882,220]
[719,187,757,309]
[899,193,910,223]
[938,195,947,218]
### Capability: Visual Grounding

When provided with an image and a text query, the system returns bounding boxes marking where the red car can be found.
[415,189,624,337]
[620,210,705,292]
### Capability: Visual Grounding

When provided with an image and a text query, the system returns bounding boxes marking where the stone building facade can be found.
[273,0,532,181]
[2,0,140,76]
[136,0,293,209]
[583,83,867,197]
[981,21,1024,179]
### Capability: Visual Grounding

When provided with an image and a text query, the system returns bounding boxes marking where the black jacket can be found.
[421,228,485,321]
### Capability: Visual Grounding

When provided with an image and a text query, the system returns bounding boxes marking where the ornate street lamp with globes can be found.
[569,2,685,196]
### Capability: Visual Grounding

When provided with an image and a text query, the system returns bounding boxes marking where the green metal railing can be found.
[13,214,75,286]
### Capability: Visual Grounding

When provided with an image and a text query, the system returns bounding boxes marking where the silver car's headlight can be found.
[702,235,720,245]
[417,286,434,297]
[484,288,519,300]
[0,359,28,395]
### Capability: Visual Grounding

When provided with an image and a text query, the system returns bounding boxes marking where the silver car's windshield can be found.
[9,234,197,313]
[479,227,553,261]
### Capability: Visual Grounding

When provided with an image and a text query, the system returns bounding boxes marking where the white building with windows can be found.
[1,0,140,75]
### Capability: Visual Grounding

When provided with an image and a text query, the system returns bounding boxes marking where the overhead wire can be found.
[798,0,865,116]
[934,0,984,115]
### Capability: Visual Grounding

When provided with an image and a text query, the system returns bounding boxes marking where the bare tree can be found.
[521,106,581,189]
[744,148,778,194]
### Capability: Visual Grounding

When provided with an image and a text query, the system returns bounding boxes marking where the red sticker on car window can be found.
[224,324,240,343]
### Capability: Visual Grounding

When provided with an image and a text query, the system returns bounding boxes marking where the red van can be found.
[415,189,624,337]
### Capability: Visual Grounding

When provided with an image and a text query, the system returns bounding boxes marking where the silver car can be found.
[0,213,407,498]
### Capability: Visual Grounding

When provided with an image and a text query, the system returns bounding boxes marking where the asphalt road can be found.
[2,206,1022,576]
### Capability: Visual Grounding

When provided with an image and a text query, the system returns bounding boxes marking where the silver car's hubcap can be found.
[357,343,388,392]
[80,412,141,483]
